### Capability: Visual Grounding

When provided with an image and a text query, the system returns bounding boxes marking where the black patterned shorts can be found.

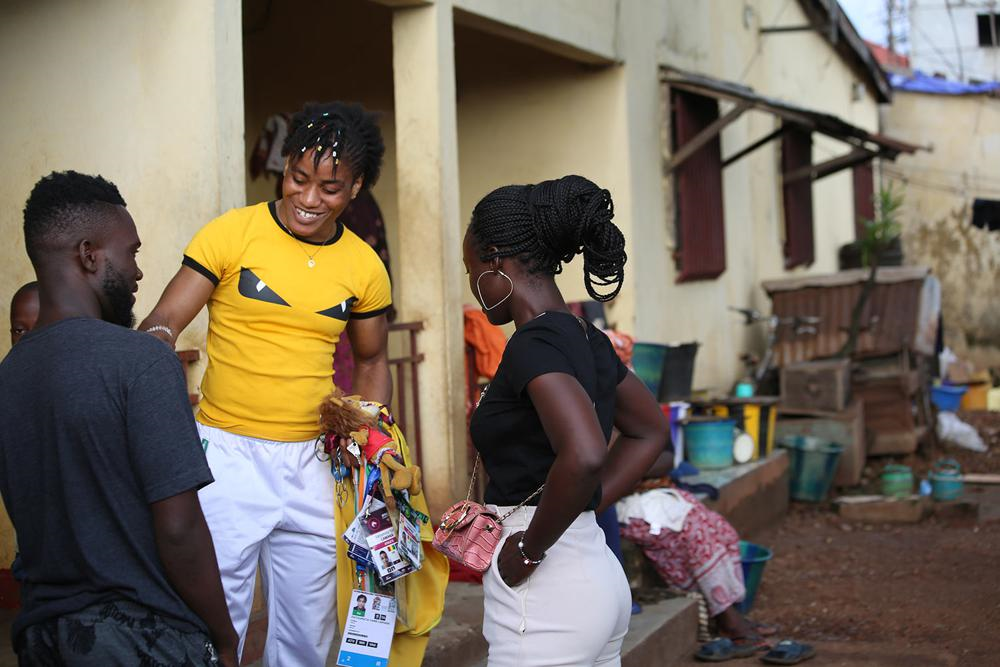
[16,600,218,666]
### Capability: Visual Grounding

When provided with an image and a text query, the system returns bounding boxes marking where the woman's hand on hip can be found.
[497,531,537,588]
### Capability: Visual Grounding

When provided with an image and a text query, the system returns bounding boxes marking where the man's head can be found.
[9,282,39,345]
[357,594,367,608]
[23,171,142,327]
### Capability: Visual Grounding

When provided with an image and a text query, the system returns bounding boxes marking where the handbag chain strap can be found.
[466,453,544,523]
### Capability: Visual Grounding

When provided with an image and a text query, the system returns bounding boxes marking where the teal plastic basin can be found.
[683,419,736,469]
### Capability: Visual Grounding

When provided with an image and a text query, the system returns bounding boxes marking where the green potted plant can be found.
[836,185,904,359]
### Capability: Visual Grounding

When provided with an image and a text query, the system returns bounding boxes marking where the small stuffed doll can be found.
[319,387,423,506]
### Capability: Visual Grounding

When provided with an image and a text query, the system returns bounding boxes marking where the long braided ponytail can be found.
[468,175,627,301]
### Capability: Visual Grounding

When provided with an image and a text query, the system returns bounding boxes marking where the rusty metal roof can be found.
[798,0,893,103]
[763,266,931,365]
[762,266,930,293]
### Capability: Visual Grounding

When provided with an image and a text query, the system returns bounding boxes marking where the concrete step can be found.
[425,583,699,667]
[693,450,790,538]
[422,582,488,666]
[621,596,699,667]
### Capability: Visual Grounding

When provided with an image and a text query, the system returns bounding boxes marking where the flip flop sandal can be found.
[760,640,816,665]
[695,637,769,662]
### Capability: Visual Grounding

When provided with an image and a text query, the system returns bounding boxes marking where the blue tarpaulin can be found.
[889,70,1000,96]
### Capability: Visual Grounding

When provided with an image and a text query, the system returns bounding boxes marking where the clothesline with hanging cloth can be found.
[660,68,925,182]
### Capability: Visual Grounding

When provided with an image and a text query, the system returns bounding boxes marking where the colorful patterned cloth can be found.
[621,490,745,616]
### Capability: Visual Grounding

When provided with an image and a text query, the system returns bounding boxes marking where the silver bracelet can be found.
[145,325,174,339]
[517,537,545,566]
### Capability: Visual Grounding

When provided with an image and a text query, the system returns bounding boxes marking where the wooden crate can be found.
[852,373,917,456]
[775,399,866,487]
[780,359,851,413]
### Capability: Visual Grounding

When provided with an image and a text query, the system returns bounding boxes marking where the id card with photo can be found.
[364,504,415,584]
[343,497,375,568]
[398,511,422,569]
[336,589,396,667]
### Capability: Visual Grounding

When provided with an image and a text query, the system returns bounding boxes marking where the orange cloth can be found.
[463,305,506,381]
[603,329,635,368]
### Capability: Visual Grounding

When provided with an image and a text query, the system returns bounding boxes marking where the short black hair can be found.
[23,171,126,264]
[282,102,385,190]
[468,175,627,302]
[9,281,38,315]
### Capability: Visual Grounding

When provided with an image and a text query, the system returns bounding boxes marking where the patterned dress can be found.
[621,489,746,616]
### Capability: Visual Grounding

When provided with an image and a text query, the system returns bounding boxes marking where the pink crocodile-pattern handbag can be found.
[432,456,544,572]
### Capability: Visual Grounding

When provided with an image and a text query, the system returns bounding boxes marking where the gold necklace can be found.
[279,204,336,268]
[298,243,324,269]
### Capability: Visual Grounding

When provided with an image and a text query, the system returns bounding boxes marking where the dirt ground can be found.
[680,411,1000,666]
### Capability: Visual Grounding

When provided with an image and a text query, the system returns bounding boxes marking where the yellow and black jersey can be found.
[183,201,391,441]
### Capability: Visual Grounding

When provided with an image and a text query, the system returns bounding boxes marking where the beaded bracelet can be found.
[144,325,174,339]
[517,537,545,566]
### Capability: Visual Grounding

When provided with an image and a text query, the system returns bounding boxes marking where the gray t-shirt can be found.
[0,318,214,640]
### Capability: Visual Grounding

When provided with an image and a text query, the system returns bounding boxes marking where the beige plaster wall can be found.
[454,26,630,320]
[0,0,244,565]
[883,91,1000,368]
[452,0,618,63]
[650,0,881,391]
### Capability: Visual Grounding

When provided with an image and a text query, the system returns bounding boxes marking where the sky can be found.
[838,0,893,48]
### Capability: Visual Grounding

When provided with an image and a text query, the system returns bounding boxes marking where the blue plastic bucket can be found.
[736,540,772,614]
[780,436,843,502]
[631,342,698,401]
[930,459,963,501]
[683,419,736,469]
[632,343,668,395]
[930,385,966,412]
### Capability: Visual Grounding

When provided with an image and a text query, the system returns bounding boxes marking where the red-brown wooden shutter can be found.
[853,162,875,239]
[672,89,726,282]
[782,125,814,269]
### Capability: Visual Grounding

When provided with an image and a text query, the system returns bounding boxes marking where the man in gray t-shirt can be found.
[0,171,237,666]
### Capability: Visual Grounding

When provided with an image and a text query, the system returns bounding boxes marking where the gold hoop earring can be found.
[476,269,514,311]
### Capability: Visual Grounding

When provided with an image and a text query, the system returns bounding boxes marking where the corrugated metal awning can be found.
[762,266,930,293]
[661,68,923,177]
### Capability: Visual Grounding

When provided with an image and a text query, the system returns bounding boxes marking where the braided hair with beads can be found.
[468,175,627,302]
[281,101,385,190]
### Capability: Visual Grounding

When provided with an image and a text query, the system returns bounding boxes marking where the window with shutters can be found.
[977,14,999,47]
[670,89,726,282]
[781,125,814,269]
[853,162,875,239]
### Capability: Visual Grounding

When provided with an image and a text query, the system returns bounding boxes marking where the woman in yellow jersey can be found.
[139,102,393,666]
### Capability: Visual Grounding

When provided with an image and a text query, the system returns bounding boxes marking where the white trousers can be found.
[483,506,631,667]
[197,423,337,667]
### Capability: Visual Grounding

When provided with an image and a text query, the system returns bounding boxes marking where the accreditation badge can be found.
[336,589,396,667]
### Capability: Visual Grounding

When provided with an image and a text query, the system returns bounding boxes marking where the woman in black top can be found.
[464,175,668,666]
